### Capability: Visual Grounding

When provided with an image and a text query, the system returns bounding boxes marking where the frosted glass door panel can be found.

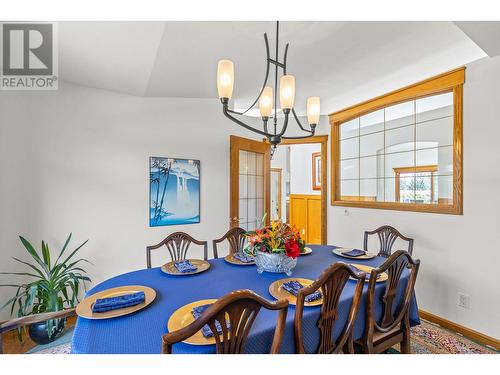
[239,150,265,231]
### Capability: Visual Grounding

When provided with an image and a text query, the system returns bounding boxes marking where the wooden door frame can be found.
[268,135,328,245]
[270,168,282,221]
[230,135,271,228]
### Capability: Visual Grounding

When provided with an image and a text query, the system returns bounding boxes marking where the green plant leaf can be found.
[19,236,49,276]
[41,240,51,270]
[11,257,45,278]
[54,233,72,266]
[59,239,89,268]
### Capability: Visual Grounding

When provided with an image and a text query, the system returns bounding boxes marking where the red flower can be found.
[285,238,300,259]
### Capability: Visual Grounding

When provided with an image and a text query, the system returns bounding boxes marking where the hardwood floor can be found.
[1,316,76,354]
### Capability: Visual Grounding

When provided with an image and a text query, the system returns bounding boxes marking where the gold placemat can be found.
[299,247,313,256]
[268,278,322,307]
[332,247,376,260]
[161,259,211,276]
[76,285,156,320]
[224,253,255,266]
[167,299,219,345]
[349,264,388,282]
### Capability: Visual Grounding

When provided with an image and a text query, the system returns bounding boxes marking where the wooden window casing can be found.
[329,68,464,215]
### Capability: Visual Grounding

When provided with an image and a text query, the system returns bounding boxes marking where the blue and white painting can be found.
[149,157,200,227]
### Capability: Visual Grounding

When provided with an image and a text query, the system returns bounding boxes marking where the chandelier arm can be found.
[281,109,315,139]
[237,33,272,116]
[263,117,269,134]
[273,21,279,132]
[282,132,315,140]
[222,103,273,138]
[283,43,289,74]
[291,108,314,132]
[277,111,290,137]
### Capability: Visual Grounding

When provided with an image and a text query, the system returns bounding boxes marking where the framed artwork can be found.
[149,157,200,227]
[312,152,321,191]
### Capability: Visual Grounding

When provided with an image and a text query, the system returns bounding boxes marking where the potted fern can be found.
[0,233,91,344]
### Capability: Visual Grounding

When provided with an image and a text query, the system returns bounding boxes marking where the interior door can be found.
[270,168,282,222]
[230,135,271,231]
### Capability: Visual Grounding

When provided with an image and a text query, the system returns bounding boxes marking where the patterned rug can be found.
[390,319,498,354]
[26,319,498,354]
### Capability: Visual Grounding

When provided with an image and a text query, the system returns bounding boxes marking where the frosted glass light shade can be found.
[259,86,273,117]
[217,60,234,99]
[307,97,320,125]
[279,75,295,110]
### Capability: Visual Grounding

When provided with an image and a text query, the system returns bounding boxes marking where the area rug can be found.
[390,319,498,354]
[25,328,73,354]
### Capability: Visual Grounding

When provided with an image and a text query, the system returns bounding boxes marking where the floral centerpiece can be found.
[244,220,305,275]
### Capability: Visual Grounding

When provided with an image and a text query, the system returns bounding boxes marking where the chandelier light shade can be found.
[259,86,273,118]
[279,75,295,110]
[307,96,321,125]
[216,21,320,152]
[217,59,234,99]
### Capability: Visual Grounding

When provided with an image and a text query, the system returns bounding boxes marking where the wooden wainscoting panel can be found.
[290,195,307,241]
[289,194,321,245]
[307,198,322,244]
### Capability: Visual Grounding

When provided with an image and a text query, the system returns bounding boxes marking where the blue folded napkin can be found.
[348,265,380,280]
[191,304,231,338]
[92,291,145,313]
[174,260,198,273]
[281,280,322,303]
[233,252,254,263]
[341,248,366,257]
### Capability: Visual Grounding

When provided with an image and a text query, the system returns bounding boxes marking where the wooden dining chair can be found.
[294,262,366,354]
[212,227,247,259]
[363,225,414,258]
[162,290,289,354]
[0,308,76,354]
[146,232,209,268]
[355,250,420,354]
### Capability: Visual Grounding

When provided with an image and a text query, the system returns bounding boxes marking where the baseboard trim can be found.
[419,309,500,351]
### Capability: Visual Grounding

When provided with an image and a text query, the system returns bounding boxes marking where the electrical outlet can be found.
[458,293,470,309]
[344,209,349,216]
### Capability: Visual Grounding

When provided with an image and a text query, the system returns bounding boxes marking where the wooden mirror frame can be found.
[329,67,464,215]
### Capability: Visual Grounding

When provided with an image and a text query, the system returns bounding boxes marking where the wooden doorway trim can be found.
[277,135,328,245]
[271,168,282,221]
[230,135,271,228]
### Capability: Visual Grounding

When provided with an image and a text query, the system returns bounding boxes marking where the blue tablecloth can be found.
[71,245,419,354]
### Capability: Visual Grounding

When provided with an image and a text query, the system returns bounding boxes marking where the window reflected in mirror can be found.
[339,92,453,204]
[331,68,463,214]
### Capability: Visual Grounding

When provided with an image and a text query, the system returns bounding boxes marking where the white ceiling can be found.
[58,21,493,114]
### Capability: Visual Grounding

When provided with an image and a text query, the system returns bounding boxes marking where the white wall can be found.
[290,143,321,195]
[327,56,500,339]
[0,82,257,319]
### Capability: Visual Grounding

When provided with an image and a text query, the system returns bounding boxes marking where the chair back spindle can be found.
[162,290,288,354]
[212,227,246,259]
[363,225,414,258]
[358,250,420,354]
[146,232,209,268]
[294,263,366,354]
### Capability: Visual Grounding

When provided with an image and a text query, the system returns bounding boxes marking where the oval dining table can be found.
[71,245,420,354]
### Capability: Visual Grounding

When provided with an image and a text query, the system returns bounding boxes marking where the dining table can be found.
[71,244,420,354]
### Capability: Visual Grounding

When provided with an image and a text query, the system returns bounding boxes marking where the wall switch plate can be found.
[458,293,470,309]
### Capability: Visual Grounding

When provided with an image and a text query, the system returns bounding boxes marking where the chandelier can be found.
[216,21,320,152]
